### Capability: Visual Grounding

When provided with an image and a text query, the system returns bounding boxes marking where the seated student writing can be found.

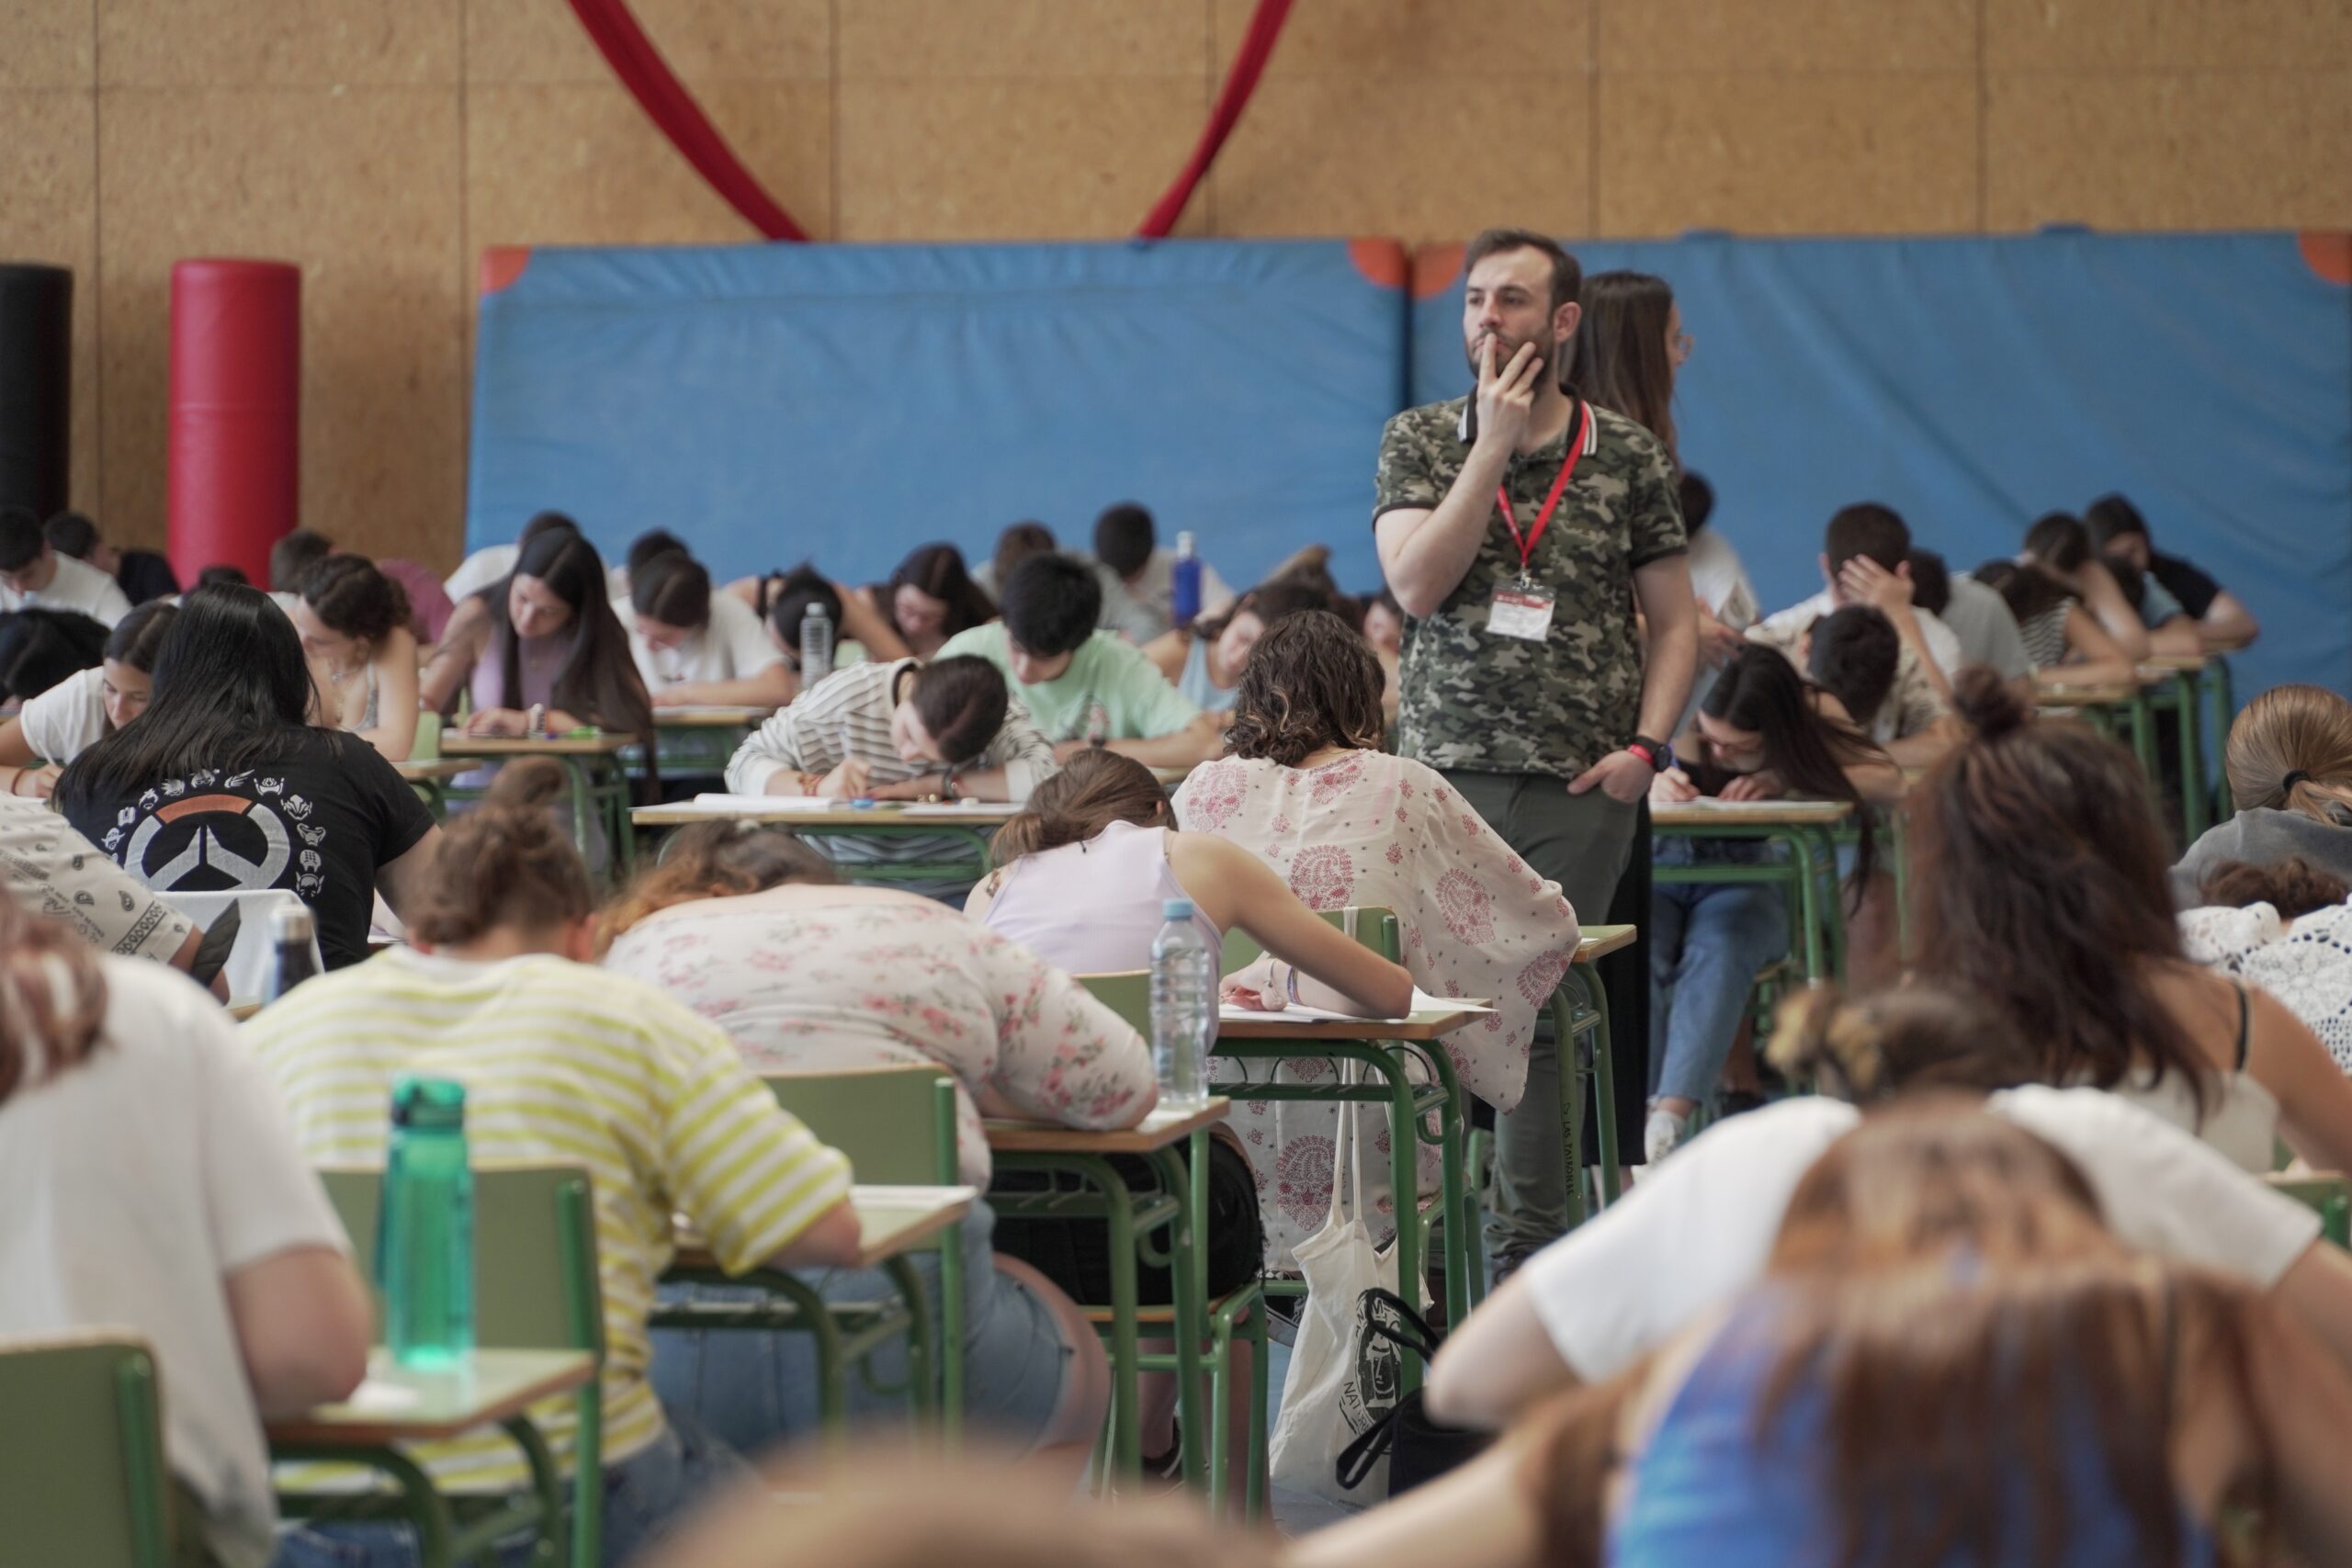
[1799,604,1900,739]
[54,585,440,971]
[971,519,1058,601]
[725,559,912,668]
[1309,1090,2352,1568]
[248,771,858,1568]
[0,606,107,713]
[1091,502,1234,641]
[2020,509,2202,660]
[941,554,1219,767]
[619,548,794,711]
[0,900,371,1568]
[875,542,996,662]
[1170,612,1580,1270]
[603,821,1152,1479]
[419,528,654,742]
[1419,985,2352,1434]
[0,502,131,627]
[727,654,1053,803]
[1140,581,1328,719]
[2088,491,2260,650]
[1747,502,1962,768]
[2174,683,2352,904]
[1972,556,2139,688]
[290,555,421,761]
[1912,671,2352,1177]
[1907,546,2032,701]
[1642,645,1901,1161]
[44,508,179,605]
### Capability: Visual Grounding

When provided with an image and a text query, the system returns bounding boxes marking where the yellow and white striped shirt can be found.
[243,947,852,1490]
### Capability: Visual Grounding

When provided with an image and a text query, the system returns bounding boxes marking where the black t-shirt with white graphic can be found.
[62,728,435,969]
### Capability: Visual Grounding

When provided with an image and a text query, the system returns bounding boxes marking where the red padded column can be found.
[168,259,300,586]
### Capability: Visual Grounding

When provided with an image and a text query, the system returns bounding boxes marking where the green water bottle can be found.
[379,1076,475,1369]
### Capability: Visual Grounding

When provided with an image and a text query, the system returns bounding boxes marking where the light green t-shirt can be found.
[938,625,1201,742]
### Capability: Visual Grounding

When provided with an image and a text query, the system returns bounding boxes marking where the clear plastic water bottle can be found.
[1149,898,1214,1111]
[799,600,834,686]
[266,903,319,1003]
[1170,530,1203,630]
[379,1076,475,1370]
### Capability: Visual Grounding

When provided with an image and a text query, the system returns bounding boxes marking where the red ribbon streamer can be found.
[1136,0,1295,239]
[563,0,1292,243]
[565,0,809,242]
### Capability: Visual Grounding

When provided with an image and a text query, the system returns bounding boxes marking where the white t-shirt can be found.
[1,551,132,628]
[1685,529,1758,628]
[0,959,348,1568]
[1521,1087,2324,1382]
[616,588,782,690]
[15,664,109,763]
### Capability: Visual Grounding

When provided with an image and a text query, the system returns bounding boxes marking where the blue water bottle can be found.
[379,1076,475,1369]
[1170,530,1203,630]
[1149,899,1214,1110]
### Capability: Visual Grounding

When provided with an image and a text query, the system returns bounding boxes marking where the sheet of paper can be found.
[1657,796,1815,812]
[1217,987,1494,1024]
[852,1183,979,1206]
[891,801,1020,818]
[686,794,841,812]
[346,1379,424,1412]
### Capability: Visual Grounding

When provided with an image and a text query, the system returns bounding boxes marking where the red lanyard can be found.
[1494,400,1591,576]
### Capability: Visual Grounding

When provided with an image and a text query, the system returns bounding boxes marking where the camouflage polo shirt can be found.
[1374,395,1686,780]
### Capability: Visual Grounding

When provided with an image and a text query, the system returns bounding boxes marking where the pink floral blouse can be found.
[601,889,1156,1185]
[1174,750,1581,1264]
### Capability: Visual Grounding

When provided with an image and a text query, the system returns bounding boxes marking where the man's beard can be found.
[1464,329,1549,381]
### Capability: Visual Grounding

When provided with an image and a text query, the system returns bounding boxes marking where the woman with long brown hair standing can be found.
[1909,669,2352,1175]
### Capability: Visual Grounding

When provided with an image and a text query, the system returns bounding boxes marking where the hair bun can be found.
[481,754,570,813]
[1951,664,2028,742]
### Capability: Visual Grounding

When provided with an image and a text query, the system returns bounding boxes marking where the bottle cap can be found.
[391,1075,466,1130]
[1175,530,1196,554]
[269,903,315,942]
[1161,897,1195,920]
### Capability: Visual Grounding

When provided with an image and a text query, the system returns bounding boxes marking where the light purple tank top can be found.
[982,820,1223,974]
[469,631,568,716]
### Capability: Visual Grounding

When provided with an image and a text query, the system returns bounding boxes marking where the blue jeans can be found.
[269,1410,746,1568]
[1648,839,1790,1106]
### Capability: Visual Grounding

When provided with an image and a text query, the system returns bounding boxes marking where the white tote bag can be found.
[1266,1069,1429,1502]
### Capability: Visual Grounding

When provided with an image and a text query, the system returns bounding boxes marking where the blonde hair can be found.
[2224,683,2352,824]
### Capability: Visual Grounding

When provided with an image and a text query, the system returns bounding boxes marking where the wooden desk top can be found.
[651,705,775,727]
[985,1098,1229,1153]
[1214,1008,1487,1042]
[394,758,474,783]
[2034,681,2143,706]
[441,733,637,757]
[1650,799,1853,828]
[631,800,1019,828]
[672,1186,975,1274]
[1575,923,1637,962]
[266,1348,594,1447]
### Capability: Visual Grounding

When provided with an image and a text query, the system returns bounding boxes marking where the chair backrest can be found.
[0,1335,172,1568]
[764,1065,957,1187]
[2267,1172,2352,1249]
[1079,971,1150,1036]
[1220,905,1402,972]
[321,1164,604,1357]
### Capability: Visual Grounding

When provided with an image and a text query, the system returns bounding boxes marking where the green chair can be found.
[2268,1172,2352,1249]
[1077,971,1269,1518]
[300,1165,604,1568]
[0,1335,173,1568]
[765,1065,966,1435]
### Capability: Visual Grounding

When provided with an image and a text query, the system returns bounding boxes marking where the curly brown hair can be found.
[1222,610,1384,768]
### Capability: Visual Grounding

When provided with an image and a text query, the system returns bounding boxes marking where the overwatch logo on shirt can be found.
[102,771,328,898]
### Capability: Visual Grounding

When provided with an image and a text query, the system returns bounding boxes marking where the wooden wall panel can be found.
[96,87,464,559]
[467,0,829,85]
[1598,0,1975,72]
[0,0,96,88]
[1984,0,2352,71]
[840,0,1204,80]
[1219,0,1589,76]
[1598,72,1979,237]
[97,0,459,86]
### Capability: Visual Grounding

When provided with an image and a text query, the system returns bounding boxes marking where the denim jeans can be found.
[269,1409,746,1568]
[1647,837,1791,1106]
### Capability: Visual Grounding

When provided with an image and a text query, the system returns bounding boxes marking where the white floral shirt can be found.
[2180,899,2352,1077]
[1174,750,1581,1265]
[602,889,1157,1184]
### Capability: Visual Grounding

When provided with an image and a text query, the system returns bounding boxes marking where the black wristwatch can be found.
[1628,735,1675,773]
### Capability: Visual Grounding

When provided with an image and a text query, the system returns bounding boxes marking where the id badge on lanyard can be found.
[1487,400,1589,642]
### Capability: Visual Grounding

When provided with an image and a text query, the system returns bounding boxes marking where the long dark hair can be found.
[2022,512,2096,574]
[1572,270,1679,461]
[58,585,339,814]
[104,600,175,671]
[1973,558,2073,625]
[1224,611,1385,768]
[483,531,653,741]
[1701,644,1886,897]
[0,609,107,700]
[1909,668,2214,1112]
[302,554,413,647]
[884,543,995,645]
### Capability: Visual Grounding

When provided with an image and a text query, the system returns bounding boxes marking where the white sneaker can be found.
[1645,1107,1689,1165]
